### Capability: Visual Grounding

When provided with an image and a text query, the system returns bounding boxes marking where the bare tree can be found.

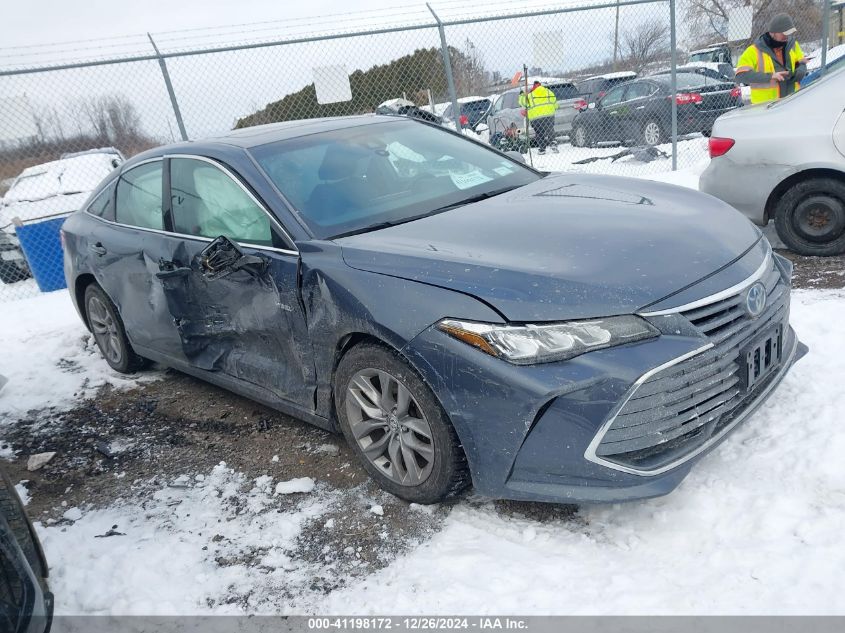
[622,20,671,73]
[684,0,822,49]
[79,95,143,147]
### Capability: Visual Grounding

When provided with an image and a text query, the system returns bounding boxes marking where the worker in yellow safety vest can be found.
[735,13,807,105]
[518,81,559,154]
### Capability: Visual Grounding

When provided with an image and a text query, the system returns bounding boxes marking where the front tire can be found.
[84,283,147,373]
[774,178,845,256]
[335,343,470,504]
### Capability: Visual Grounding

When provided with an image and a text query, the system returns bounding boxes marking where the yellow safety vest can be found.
[736,40,804,104]
[518,86,557,120]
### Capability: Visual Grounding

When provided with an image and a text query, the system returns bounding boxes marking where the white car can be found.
[699,66,845,256]
[0,148,123,284]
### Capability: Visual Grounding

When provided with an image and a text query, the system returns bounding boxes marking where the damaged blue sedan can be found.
[62,116,807,504]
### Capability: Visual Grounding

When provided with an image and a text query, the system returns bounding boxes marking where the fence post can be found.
[821,0,831,75]
[426,3,462,133]
[669,0,678,171]
[147,33,188,141]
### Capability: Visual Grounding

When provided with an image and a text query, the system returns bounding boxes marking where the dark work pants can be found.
[530,116,556,151]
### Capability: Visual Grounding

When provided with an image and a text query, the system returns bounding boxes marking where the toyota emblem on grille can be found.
[744,282,767,318]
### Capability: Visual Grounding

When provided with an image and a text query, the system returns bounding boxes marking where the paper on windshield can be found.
[450,170,494,190]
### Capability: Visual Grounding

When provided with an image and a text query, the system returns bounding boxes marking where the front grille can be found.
[595,257,790,470]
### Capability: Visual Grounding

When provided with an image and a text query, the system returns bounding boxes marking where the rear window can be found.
[548,84,578,99]
[460,100,491,115]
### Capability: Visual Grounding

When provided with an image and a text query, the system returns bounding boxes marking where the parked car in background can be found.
[651,64,733,82]
[0,148,123,284]
[0,470,53,633]
[63,115,805,505]
[574,71,637,107]
[485,79,582,145]
[376,98,445,126]
[571,73,742,147]
[438,96,493,130]
[687,43,733,65]
[701,66,845,256]
[803,43,845,86]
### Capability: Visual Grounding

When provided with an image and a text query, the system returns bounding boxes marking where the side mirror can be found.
[198,235,267,280]
[505,150,525,164]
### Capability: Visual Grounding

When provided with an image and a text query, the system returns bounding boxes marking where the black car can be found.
[571,73,742,148]
[0,471,52,633]
[574,71,638,107]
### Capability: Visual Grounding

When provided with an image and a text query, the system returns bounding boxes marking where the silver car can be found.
[700,66,845,256]
[486,81,581,145]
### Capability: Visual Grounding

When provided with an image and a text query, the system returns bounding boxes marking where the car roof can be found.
[582,71,637,81]
[121,116,403,168]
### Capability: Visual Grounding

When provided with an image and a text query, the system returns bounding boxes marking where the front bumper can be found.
[403,252,806,504]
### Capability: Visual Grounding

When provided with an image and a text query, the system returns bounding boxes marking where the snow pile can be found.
[275,477,316,495]
[39,462,328,615]
[15,481,30,506]
[0,291,155,421]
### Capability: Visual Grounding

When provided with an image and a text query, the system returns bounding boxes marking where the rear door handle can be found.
[89,243,107,256]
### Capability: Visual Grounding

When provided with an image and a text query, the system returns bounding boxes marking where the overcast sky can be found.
[2,0,417,49]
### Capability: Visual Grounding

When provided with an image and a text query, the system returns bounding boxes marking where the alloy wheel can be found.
[574,127,587,147]
[87,295,123,365]
[345,368,435,486]
[643,121,661,146]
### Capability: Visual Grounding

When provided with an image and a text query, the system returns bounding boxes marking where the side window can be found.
[87,184,115,222]
[492,95,504,113]
[170,158,273,247]
[503,92,519,109]
[601,86,626,107]
[627,83,657,100]
[115,162,163,230]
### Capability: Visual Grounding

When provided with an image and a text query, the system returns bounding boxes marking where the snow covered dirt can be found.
[1,157,845,615]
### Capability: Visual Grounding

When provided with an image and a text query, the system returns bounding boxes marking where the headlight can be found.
[437,316,659,365]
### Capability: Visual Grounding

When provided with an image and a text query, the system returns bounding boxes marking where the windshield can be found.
[250,119,539,239]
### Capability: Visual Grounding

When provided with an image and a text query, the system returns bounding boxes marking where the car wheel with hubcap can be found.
[335,343,470,504]
[641,120,664,146]
[84,283,147,373]
[774,178,845,256]
[572,125,591,148]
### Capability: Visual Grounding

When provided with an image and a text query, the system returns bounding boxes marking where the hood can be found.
[337,173,761,322]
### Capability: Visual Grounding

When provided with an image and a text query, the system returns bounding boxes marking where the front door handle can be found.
[89,243,107,256]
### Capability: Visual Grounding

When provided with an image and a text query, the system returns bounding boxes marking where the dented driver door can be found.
[151,156,316,411]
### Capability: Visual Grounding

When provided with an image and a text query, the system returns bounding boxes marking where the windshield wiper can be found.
[428,184,523,213]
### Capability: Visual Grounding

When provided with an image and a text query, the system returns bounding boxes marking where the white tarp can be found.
[0,96,39,144]
[728,6,754,42]
[313,65,352,105]
[532,31,566,75]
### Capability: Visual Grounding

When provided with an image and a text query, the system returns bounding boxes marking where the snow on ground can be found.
[2,152,843,615]
[2,287,841,615]
[0,290,155,421]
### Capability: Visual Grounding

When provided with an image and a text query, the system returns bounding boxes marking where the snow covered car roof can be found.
[583,70,637,81]
[0,150,122,230]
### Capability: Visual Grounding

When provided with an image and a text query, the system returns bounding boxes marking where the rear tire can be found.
[774,178,845,256]
[641,119,664,146]
[84,283,147,373]
[572,125,592,148]
[335,343,470,504]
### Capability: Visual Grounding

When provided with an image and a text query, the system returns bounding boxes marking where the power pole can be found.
[613,0,621,70]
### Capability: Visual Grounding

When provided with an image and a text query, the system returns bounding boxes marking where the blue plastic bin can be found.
[15,217,67,292]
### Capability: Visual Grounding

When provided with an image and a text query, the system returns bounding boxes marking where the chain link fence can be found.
[0,0,837,302]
